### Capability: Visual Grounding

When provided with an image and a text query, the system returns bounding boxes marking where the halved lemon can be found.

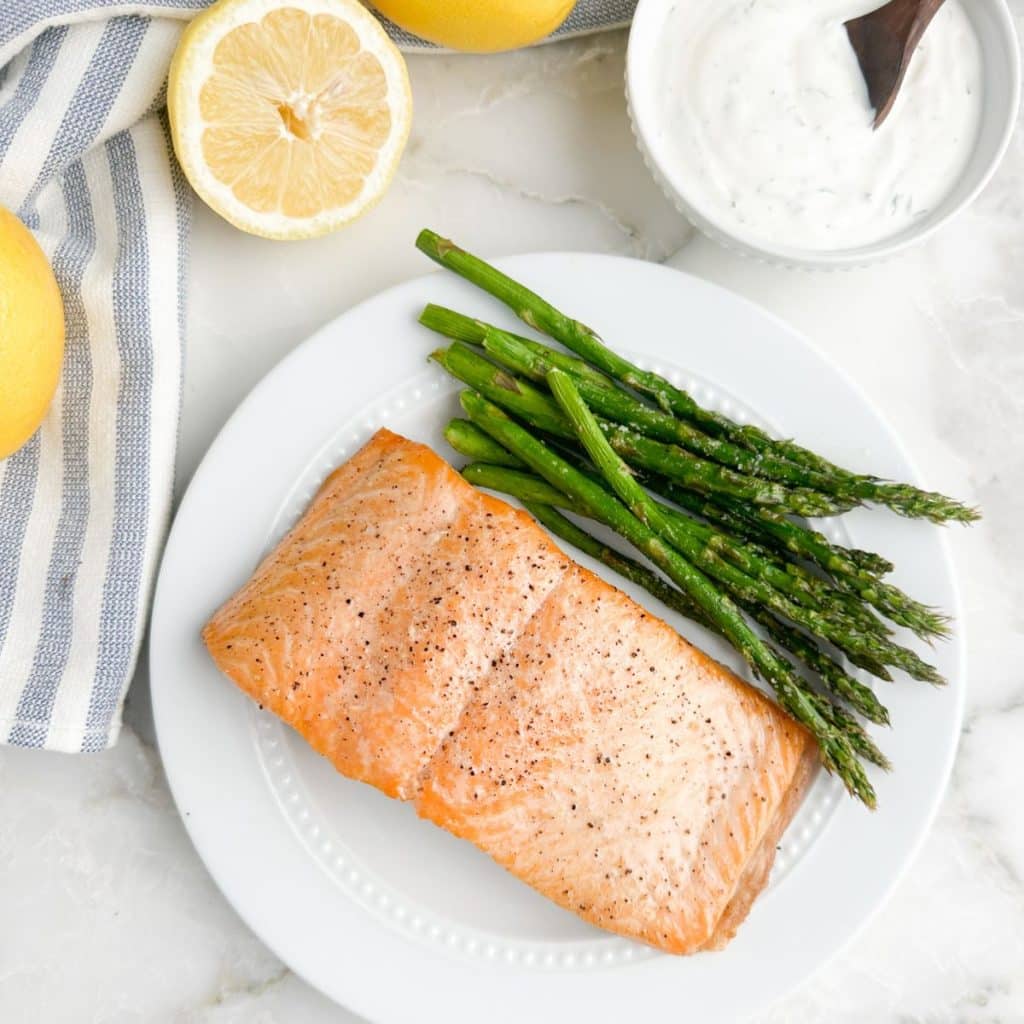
[168,0,412,239]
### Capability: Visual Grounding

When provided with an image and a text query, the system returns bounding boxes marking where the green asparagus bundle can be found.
[416,230,978,524]
[425,310,953,640]
[431,307,843,494]
[432,342,846,517]
[416,228,974,807]
[526,435,896,640]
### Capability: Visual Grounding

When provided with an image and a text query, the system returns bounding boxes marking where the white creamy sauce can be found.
[652,0,983,251]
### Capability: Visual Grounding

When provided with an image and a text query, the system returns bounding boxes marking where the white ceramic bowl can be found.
[626,0,1021,269]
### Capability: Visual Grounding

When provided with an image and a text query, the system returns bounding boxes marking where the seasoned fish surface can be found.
[204,429,814,954]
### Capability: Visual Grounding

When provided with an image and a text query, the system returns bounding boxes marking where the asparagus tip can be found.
[919,500,982,525]
[955,504,983,524]
[845,767,877,809]
[917,611,954,642]
[855,776,878,809]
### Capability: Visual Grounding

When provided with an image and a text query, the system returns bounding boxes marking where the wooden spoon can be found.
[844,0,946,129]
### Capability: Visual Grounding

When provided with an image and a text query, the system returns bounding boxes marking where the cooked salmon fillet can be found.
[203,428,815,954]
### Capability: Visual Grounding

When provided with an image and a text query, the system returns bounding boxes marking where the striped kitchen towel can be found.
[0,4,207,752]
[0,0,634,754]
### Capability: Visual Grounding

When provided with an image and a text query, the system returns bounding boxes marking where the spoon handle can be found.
[846,0,948,128]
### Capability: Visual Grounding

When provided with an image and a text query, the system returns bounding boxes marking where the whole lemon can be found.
[372,0,575,52]
[0,206,64,460]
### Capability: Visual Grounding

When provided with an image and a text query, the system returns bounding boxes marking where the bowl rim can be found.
[625,0,1022,270]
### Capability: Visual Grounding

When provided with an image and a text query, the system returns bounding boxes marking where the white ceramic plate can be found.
[151,254,964,1024]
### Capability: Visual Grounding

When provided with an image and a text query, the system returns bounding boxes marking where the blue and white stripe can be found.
[0,0,632,753]
[0,6,190,751]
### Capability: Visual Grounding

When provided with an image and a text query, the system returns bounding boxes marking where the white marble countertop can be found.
[2,18,1024,1024]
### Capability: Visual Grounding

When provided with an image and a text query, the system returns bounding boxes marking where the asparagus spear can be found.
[524,436,875,625]
[824,545,893,578]
[422,304,613,387]
[459,392,875,805]
[546,369,944,685]
[828,563,951,640]
[463,462,567,506]
[432,343,570,437]
[433,344,842,515]
[657,486,890,631]
[415,229,978,524]
[635,493,888,632]
[465,461,890,728]
[444,419,523,468]
[542,432,893,579]
[599,422,844,518]
[731,428,979,524]
[549,440,892,638]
